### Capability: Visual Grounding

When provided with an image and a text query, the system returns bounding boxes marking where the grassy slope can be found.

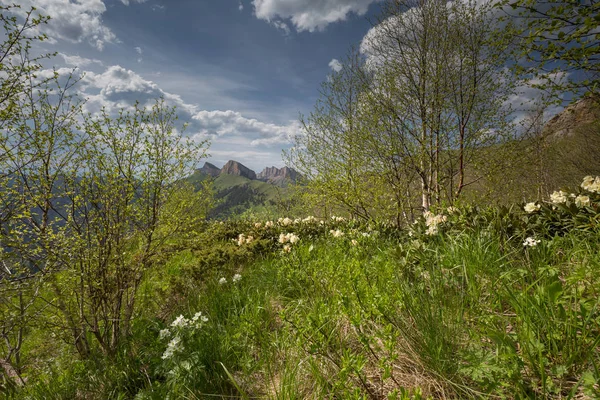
[22,203,600,399]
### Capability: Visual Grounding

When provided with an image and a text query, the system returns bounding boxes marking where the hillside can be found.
[186,167,296,219]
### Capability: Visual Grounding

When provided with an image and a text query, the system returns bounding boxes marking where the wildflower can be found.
[575,195,590,207]
[265,221,274,228]
[288,233,299,244]
[254,222,262,228]
[278,217,293,226]
[330,229,344,238]
[191,311,208,323]
[278,233,289,244]
[171,315,189,328]
[351,239,358,246]
[581,176,600,193]
[446,206,459,214]
[550,190,567,204]
[523,237,540,247]
[331,216,345,222]
[236,234,246,246]
[425,225,438,236]
[246,235,254,244]
[302,216,318,223]
[218,277,227,285]
[159,328,170,339]
[162,336,182,360]
[283,244,291,253]
[308,244,314,252]
[524,202,541,213]
[232,273,242,283]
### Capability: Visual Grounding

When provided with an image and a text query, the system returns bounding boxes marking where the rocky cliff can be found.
[258,166,299,185]
[199,162,221,177]
[220,160,257,180]
[544,97,600,138]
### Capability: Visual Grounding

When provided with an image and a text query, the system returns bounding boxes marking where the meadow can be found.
[9,177,599,399]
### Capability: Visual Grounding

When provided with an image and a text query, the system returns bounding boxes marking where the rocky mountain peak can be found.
[544,96,600,138]
[220,160,257,180]
[258,165,299,185]
[199,162,221,177]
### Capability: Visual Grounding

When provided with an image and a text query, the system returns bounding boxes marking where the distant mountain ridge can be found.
[196,160,300,186]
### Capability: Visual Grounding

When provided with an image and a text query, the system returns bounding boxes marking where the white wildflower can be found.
[550,190,567,204]
[278,233,288,244]
[254,222,262,228]
[524,202,541,213]
[232,273,242,283]
[330,229,344,238]
[288,233,299,244]
[159,328,170,339]
[265,221,274,228]
[162,336,182,360]
[218,277,227,285]
[283,244,291,253]
[575,195,590,207]
[191,311,208,323]
[351,239,358,246]
[523,237,540,247]
[278,217,293,226]
[425,225,438,236]
[581,176,600,193]
[171,315,189,328]
[446,206,459,214]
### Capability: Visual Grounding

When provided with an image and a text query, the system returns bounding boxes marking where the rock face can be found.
[220,160,256,180]
[258,166,299,185]
[544,97,600,138]
[199,162,221,177]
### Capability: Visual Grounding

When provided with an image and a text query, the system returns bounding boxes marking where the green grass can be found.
[7,205,600,399]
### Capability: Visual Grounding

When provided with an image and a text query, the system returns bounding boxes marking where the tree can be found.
[289,0,515,222]
[499,0,600,98]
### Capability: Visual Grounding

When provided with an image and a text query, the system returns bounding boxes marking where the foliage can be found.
[498,0,600,98]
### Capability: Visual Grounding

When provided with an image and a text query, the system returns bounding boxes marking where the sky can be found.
[6,0,386,172]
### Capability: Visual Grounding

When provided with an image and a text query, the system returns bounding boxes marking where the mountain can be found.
[198,162,220,177]
[220,160,256,180]
[544,96,600,138]
[257,166,300,186]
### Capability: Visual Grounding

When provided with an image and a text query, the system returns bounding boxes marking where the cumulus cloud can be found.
[192,110,301,146]
[252,0,380,32]
[1,0,118,50]
[329,59,343,72]
[60,53,103,67]
[2,0,149,50]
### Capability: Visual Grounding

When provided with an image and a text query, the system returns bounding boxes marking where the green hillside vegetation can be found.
[2,1,600,399]
[187,171,296,220]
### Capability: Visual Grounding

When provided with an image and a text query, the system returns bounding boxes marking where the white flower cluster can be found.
[279,232,300,253]
[331,216,346,222]
[424,211,447,236]
[235,233,254,246]
[279,232,299,244]
[523,237,540,247]
[575,195,590,207]
[330,229,344,238]
[160,312,208,360]
[278,217,294,226]
[581,176,600,193]
[218,274,242,285]
[524,202,541,213]
[550,190,568,204]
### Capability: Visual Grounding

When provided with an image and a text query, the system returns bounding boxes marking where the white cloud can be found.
[2,0,149,51]
[2,0,115,50]
[328,59,342,72]
[135,47,143,55]
[252,0,380,32]
[192,110,301,146]
[60,53,103,67]
[239,1,244,11]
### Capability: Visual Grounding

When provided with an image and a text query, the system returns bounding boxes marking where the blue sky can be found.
[8,0,385,172]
